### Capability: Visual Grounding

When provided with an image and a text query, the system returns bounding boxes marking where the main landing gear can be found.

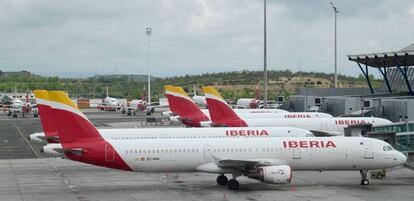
[360,170,370,185]
[216,174,228,186]
[216,174,240,190]
[227,179,239,190]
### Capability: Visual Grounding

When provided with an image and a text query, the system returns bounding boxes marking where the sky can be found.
[0,0,413,78]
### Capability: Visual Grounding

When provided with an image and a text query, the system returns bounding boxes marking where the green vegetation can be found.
[0,70,382,101]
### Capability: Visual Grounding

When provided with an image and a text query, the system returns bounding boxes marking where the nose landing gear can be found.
[360,170,370,185]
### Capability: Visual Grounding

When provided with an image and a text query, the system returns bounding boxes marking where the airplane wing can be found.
[53,147,84,156]
[196,156,288,173]
[215,157,288,168]
[310,130,342,136]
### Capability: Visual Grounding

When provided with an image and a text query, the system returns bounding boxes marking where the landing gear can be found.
[216,174,228,186]
[360,170,370,185]
[227,179,240,190]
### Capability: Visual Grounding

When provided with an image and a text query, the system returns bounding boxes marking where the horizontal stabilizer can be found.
[53,148,84,156]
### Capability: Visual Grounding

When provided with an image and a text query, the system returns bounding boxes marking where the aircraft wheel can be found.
[361,179,369,185]
[216,174,228,186]
[227,179,239,190]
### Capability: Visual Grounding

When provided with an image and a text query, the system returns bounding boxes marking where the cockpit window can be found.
[383,146,393,151]
[306,133,315,137]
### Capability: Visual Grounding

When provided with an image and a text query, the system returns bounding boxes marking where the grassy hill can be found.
[0,70,382,100]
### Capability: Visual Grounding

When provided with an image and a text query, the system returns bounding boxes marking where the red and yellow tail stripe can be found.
[164,86,193,102]
[47,91,90,122]
[202,86,228,105]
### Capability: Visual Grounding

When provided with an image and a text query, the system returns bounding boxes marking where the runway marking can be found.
[12,123,40,158]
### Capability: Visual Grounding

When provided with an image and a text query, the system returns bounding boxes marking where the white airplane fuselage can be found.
[104,97,118,107]
[199,109,332,119]
[108,136,405,172]
[192,95,207,107]
[33,127,314,144]
[238,117,391,135]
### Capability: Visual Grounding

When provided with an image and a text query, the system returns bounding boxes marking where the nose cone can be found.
[396,152,407,166]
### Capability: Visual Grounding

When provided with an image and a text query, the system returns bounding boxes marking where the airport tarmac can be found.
[0,158,413,201]
[0,109,413,201]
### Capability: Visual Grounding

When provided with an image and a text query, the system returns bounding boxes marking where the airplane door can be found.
[203,145,212,159]
[292,148,301,159]
[105,143,115,162]
[363,141,374,159]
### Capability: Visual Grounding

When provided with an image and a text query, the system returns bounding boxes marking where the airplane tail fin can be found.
[32,90,59,143]
[41,90,131,171]
[169,86,209,127]
[203,86,247,127]
[164,85,179,115]
[47,91,99,143]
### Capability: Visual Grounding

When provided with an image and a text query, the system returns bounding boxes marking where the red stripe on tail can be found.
[206,98,248,127]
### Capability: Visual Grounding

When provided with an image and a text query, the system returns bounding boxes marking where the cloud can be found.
[0,0,413,78]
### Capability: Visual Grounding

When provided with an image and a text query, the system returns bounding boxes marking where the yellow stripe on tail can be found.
[47,91,79,110]
[173,86,190,97]
[33,90,49,100]
[202,86,223,99]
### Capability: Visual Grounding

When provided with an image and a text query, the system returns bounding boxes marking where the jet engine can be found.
[246,165,292,184]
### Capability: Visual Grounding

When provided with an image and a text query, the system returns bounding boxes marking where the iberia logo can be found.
[284,114,312,118]
[226,130,269,136]
[335,120,367,125]
[283,141,336,148]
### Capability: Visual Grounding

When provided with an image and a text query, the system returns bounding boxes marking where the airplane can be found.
[3,91,36,117]
[165,86,295,127]
[165,86,332,127]
[34,90,406,190]
[128,99,147,112]
[128,86,170,115]
[203,86,392,136]
[236,84,261,109]
[31,90,314,155]
[202,86,333,119]
[97,86,119,111]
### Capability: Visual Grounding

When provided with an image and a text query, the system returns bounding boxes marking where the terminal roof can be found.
[348,43,414,68]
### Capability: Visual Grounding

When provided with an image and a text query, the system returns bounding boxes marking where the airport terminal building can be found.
[286,43,414,164]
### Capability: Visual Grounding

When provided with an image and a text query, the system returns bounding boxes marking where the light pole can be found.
[330,2,339,88]
[263,0,268,108]
[146,27,152,105]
